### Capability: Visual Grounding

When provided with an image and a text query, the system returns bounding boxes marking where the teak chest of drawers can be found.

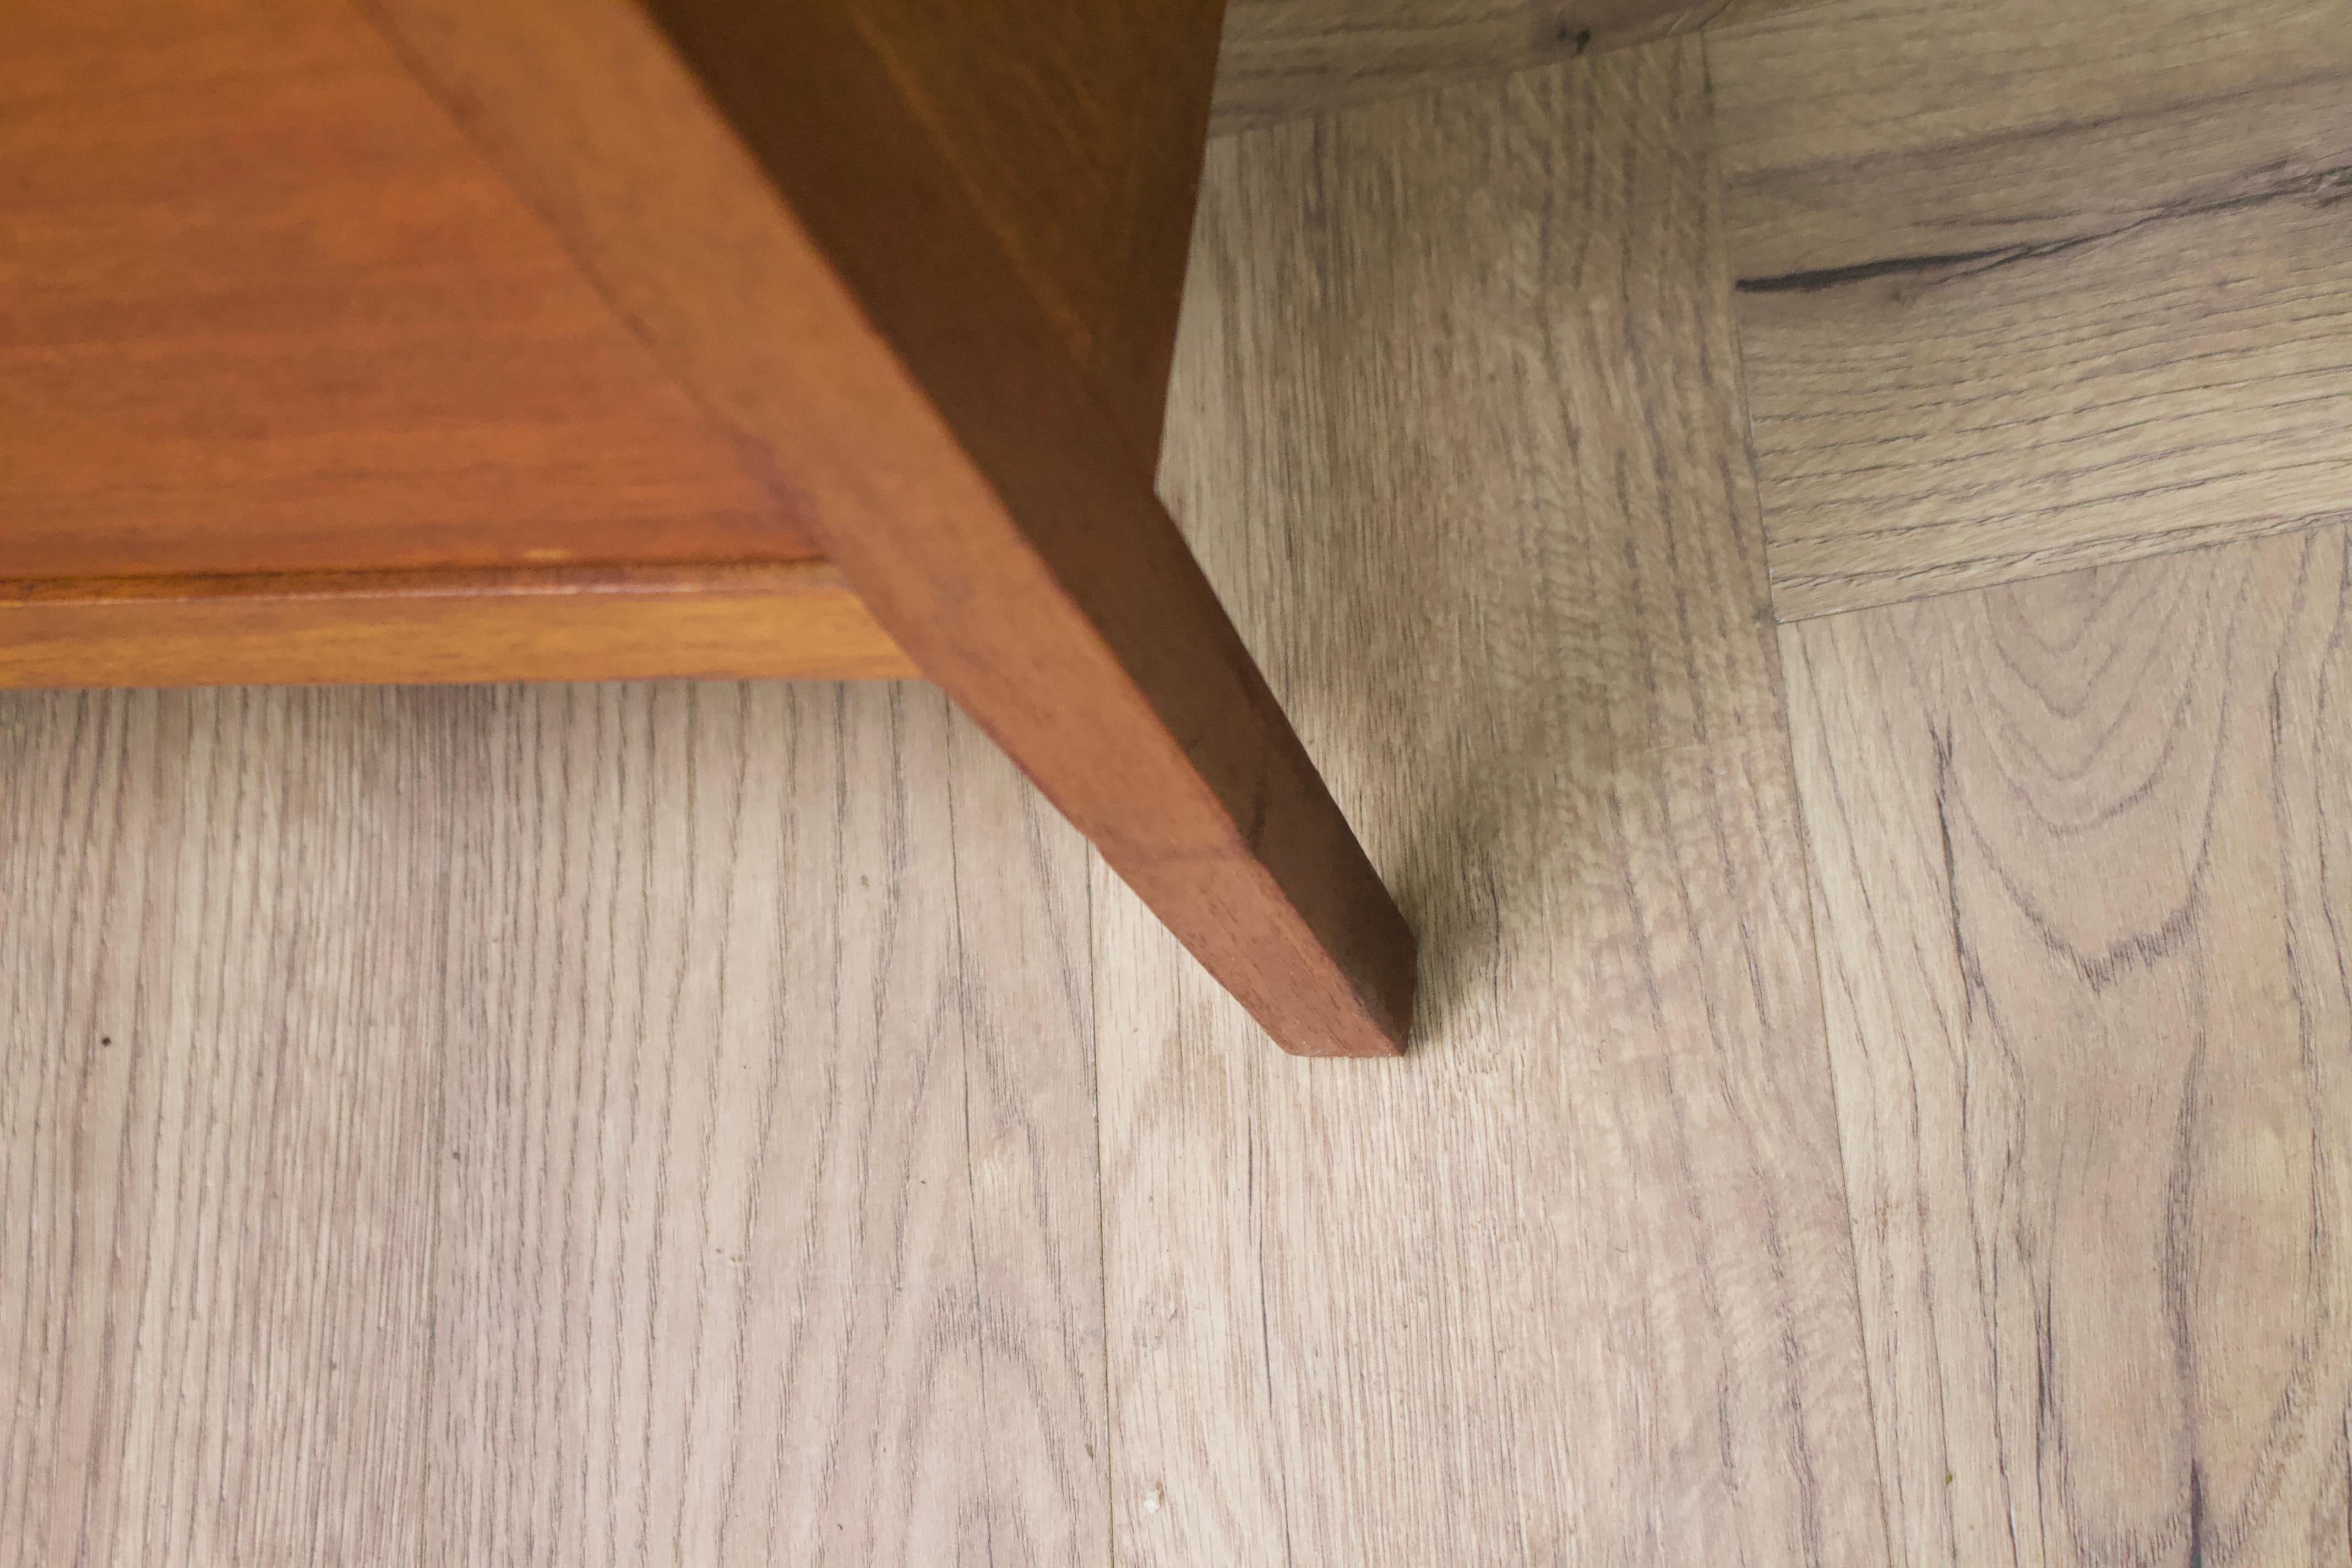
[1,0,1416,1056]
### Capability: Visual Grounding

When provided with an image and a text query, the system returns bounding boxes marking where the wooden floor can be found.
[1714,0,2352,617]
[6,1,2349,1563]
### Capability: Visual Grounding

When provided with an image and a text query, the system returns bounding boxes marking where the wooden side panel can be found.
[366,0,1414,1055]
[843,0,1227,466]
[1782,529,2352,1565]
[1098,42,1885,1564]
[0,564,912,687]
[1210,0,1825,132]
[1712,0,2352,617]
[0,0,820,581]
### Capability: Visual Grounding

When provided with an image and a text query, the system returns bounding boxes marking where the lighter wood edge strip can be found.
[0,560,916,687]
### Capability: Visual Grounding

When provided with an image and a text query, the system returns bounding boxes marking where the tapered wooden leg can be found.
[369,0,1415,1054]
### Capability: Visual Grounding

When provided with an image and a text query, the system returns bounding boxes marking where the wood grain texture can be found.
[0,0,819,581]
[1712,0,2352,618]
[1781,528,2352,1565]
[0,690,453,1567]
[1208,0,1824,133]
[836,0,1227,468]
[1,682,1112,1567]
[367,0,1414,1056]
[426,682,1109,1565]
[0,564,912,687]
[1099,41,1885,1562]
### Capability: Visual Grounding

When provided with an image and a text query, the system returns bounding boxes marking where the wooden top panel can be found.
[0,0,820,582]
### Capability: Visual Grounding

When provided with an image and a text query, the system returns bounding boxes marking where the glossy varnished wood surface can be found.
[0,564,912,687]
[0,683,1110,1566]
[1097,42,1884,1562]
[1712,0,2352,617]
[1782,529,2352,1564]
[6,0,1222,693]
[0,0,820,581]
